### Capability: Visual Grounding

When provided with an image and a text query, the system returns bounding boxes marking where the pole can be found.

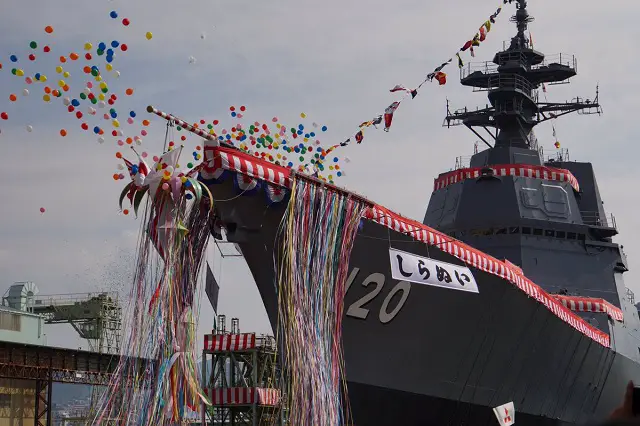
[146,106,225,144]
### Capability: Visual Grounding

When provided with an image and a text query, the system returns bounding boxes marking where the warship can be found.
[151,1,640,424]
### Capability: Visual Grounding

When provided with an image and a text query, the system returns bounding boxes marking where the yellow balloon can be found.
[40,75,47,82]
[95,75,102,82]
[84,42,93,51]
[329,166,334,170]
[300,112,306,118]
[303,137,309,142]
[98,93,105,101]
[112,120,120,128]
[273,142,279,148]
[63,71,70,78]
[276,123,281,128]
[277,154,282,159]
[43,94,51,102]
[105,63,113,71]
[99,82,107,89]
[275,133,280,139]
[145,32,153,40]
[16,69,24,77]
[58,80,65,88]
[55,66,63,74]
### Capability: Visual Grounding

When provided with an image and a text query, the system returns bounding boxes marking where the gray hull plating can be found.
[208,178,640,425]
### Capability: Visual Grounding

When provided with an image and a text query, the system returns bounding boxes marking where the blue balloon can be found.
[93,126,100,134]
[98,42,106,51]
[288,162,293,167]
[310,132,316,137]
[218,136,224,141]
[304,133,309,138]
[298,124,304,130]
[129,111,136,118]
[316,147,322,152]
[111,40,119,48]
[337,171,342,177]
[296,130,302,135]
[9,55,17,62]
[109,11,118,19]
[333,157,338,162]
[106,48,114,56]
[71,99,80,107]
[294,147,300,153]
[34,73,41,80]
[110,111,117,118]
[106,56,113,63]
[185,193,193,200]
[231,111,236,117]
[225,134,231,140]
[321,126,327,132]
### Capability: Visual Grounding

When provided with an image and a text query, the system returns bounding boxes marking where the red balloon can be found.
[0,112,7,120]
[122,18,130,26]
[39,207,45,213]
[43,46,51,53]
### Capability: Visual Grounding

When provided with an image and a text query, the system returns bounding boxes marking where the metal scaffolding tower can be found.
[202,315,284,426]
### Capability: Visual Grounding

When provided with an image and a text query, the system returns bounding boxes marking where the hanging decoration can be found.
[92,146,213,425]
[325,1,509,153]
[275,177,368,426]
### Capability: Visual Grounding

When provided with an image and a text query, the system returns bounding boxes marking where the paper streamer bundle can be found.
[92,148,213,425]
[275,177,367,425]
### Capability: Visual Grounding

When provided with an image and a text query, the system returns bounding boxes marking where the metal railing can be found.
[532,53,577,73]
[581,211,617,229]
[454,155,472,170]
[31,292,119,307]
[460,61,499,80]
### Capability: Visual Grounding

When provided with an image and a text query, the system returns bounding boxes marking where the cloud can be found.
[1,0,639,354]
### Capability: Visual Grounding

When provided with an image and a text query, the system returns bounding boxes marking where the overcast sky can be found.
[0,0,637,351]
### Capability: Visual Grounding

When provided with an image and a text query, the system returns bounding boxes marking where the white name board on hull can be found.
[388,248,479,293]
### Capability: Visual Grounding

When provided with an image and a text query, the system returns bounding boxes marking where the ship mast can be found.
[443,0,601,163]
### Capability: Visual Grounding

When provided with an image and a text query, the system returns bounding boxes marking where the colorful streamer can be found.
[326,1,509,155]
[275,177,368,426]
[92,147,213,425]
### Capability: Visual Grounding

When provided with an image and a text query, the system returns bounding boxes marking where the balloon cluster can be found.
[0,12,155,148]
[160,106,344,184]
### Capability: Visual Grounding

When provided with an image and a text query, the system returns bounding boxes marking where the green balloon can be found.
[101,87,108,93]
[187,162,194,168]
[29,41,37,49]
[176,126,182,131]
[97,49,104,56]
[11,68,16,75]
[80,93,87,100]
[91,97,97,104]
[299,156,304,162]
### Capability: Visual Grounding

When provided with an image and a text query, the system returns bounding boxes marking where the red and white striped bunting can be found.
[203,387,280,406]
[203,146,613,348]
[552,295,624,321]
[204,333,257,352]
[433,164,580,192]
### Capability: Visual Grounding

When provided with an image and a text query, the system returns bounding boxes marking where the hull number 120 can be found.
[344,268,410,324]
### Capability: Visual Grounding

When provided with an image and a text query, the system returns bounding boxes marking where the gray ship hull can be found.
[207,178,640,425]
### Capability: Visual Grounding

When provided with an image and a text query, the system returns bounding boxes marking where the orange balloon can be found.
[142,119,150,126]
[125,88,134,96]
[44,26,54,34]
[112,174,119,181]
[44,86,51,94]
[62,85,69,92]
[116,152,122,159]
[123,209,130,215]
[60,129,67,137]
[52,89,59,97]
[83,66,91,74]
[59,56,66,63]
[126,137,133,144]
[69,53,79,61]
[9,94,17,102]
[98,129,104,135]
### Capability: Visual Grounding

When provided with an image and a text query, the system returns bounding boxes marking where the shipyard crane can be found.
[2,282,122,355]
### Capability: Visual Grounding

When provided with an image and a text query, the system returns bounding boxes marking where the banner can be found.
[388,248,479,293]
[493,401,515,426]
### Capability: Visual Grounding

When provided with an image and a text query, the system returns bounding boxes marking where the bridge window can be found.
[556,231,566,239]
[567,232,576,240]
[533,228,543,236]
